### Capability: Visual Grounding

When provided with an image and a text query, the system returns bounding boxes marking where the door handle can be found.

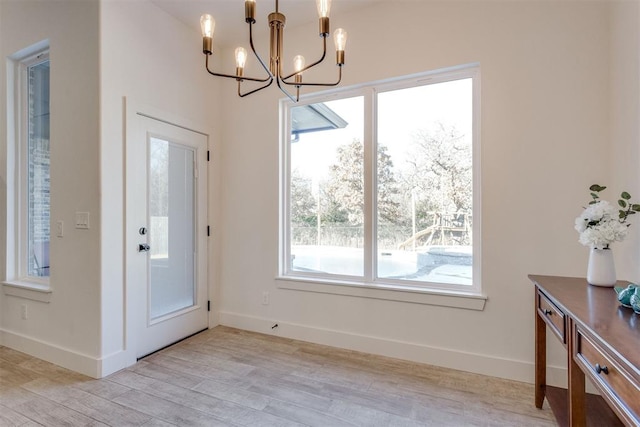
[138,243,151,252]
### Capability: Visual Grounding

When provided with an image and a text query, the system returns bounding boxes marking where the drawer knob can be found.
[543,309,552,315]
[595,363,609,375]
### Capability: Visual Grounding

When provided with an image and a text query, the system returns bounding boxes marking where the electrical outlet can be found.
[262,291,269,305]
[21,304,27,320]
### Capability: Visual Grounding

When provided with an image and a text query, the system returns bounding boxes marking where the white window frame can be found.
[4,44,51,297]
[278,64,484,308]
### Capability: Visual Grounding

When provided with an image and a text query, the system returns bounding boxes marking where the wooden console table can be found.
[529,275,639,426]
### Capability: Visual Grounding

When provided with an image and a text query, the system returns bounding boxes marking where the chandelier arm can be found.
[281,65,342,88]
[281,36,328,81]
[276,76,299,102]
[205,54,270,83]
[238,78,275,98]
[248,21,274,79]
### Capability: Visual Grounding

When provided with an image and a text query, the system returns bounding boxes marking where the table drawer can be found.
[537,290,565,343]
[574,327,640,424]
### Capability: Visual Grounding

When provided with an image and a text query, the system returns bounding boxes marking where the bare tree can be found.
[290,169,317,227]
[403,123,472,215]
[325,139,402,226]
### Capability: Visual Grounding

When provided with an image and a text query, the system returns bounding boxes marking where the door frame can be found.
[123,98,210,367]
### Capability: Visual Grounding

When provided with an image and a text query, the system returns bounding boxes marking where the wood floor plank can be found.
[0,347,34,365]
[327,399,426,427]
[140,354,248,385]
[324,382,416,418]
[129,360,205,390]
[0,329,557,426]
[1,386,48,408]
[256,370,327,396]
[22,377,152,426]
[288,362,377,392]
[75,377,132,401]
[122,371,302,427]
[2,387,108,426]
[369,374,480,405]
[191,379,272,411]
[263,399,358,427]
[17,357,88,385]
[112,389,233,427]
[106,369,158,390]
[140,418,177,427]
[156,347,256,377]
[0,364,40,388]
[0,402,38,426]
[247,381,333,413]
[22,377,91,403]
[107,366,289,426]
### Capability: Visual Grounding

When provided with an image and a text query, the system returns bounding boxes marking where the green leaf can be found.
[589,201,597,205]
[619,200,627,208]
[590,184,606,192]
[590,192,599,199]
[633,204,640,211]
[619,211,626,219]
[629,211,637,215]
[621,191,631,200]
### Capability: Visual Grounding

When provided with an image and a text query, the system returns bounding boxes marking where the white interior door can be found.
[126,111,208,359]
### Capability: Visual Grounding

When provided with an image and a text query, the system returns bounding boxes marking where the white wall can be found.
[0,0,102,375]
[99,0,221,376]
[610,0,640,282]
[217,1,621,384]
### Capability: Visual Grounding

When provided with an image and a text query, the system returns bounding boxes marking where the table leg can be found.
[535,293,546,409]
[567,318,586,426]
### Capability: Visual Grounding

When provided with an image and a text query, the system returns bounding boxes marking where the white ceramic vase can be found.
[587,247,616,287]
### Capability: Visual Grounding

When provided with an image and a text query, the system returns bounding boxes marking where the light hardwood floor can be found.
[0,326,557,426]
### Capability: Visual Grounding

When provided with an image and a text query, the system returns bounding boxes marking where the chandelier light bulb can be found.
[200,14,215,38]
[293,55,306,73]
[235,47,248,69]
[316,0,332,18]
[333,28,347,51]
[293,55,305,84]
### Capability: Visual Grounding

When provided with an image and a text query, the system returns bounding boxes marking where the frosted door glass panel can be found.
[149,137,196,320]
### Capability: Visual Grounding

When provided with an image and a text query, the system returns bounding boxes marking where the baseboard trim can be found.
[218,310,569,387]
[0,315,573,388]
[0,328,101,378]
[98,349,135,378]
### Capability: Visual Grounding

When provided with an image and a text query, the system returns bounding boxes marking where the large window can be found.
[281,65,480,294]
[17,51,51,280]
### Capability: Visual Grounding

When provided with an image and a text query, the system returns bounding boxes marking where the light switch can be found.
[56,220,64,237]
[75,212,90,229]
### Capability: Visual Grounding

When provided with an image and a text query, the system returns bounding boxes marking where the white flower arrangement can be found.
[575,184,640,249]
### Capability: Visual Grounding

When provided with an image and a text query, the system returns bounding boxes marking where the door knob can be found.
[138,243,151,252]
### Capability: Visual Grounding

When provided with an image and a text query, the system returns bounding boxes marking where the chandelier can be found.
[200,0,348,102]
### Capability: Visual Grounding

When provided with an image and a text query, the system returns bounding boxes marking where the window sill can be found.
[2,280,52,303]
[276,276,486,310]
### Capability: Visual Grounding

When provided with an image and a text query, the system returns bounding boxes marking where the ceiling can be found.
[151,0,378,48]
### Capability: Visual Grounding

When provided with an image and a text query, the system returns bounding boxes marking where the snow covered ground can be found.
[291,245,472,286]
